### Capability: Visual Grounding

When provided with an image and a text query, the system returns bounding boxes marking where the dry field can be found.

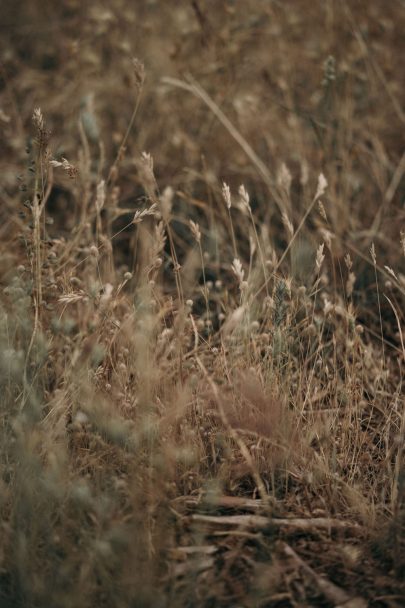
[0,1,404,606]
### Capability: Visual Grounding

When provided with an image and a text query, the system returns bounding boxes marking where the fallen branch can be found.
[183,495,267,511]
[169,545,218,558]
[169,556,215,578]
[281,542,367,607]
[191,514,363,536]
[191,513,269,530]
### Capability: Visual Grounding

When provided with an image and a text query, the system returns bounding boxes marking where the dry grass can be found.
[0,1,404,606]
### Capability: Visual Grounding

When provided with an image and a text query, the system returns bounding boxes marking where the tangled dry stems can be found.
[0,2,404,606]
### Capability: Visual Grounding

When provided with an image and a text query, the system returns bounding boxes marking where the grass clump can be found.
[0,2,404,606]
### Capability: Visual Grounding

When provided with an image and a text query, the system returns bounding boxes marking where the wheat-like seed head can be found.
[370,243,377,265]
[189,220,201,243]
[231,258,245,285]
[132,203,158,224]
[278,162,292,194]
[238,185,251,211]
[96,180,106,212]
[315,173,328,200]
[222,182,232,209]
[315,243,325,272]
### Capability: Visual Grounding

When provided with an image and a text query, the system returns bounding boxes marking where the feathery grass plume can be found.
[315,172,328,201]
[132,203,158,224]
[153,221,166,259]
[281,212,294,240]
[132,57,145,91]
[95,179,106,212]
[156,183,183,303]
[221,305,246,337]
[370,243,377,266]
[189,220,201,243]
[319,228,333,251]
[238,183,269,295]
[222,182,237,257]
[318,200,327,221]
[231,258,245,288]
[315,243,325,272]
[160,185,174,221]
[231,258,244,282]
[238,184,251,212]
[300,159,309,186]
[49,157,78,178]
[384,266,399,281]
[32,106,50,156]
[222,182,231,209]
[346,272,356,297]
[137,152,158,202]
[277,162,292,194]
[401,231,405,257]
[344,253,353,271]
[32,107,45,135]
